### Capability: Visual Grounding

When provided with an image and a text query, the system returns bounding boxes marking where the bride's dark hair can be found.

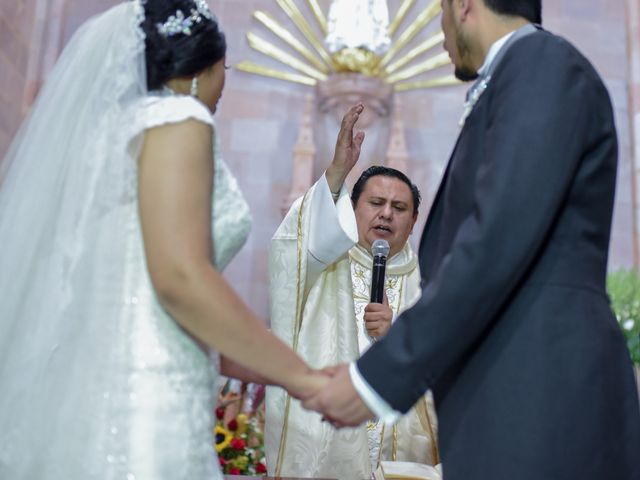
[141,0,227,90]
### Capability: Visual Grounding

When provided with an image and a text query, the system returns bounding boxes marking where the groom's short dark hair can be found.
[482,0,542,24]
[351,166,421,215]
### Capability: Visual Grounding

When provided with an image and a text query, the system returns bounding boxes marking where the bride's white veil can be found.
[0,1,148,477]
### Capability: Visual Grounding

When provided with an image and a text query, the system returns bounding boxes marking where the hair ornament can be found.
[156,0,214,37]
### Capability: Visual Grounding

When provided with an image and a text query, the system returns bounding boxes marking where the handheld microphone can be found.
[370,239,390,303]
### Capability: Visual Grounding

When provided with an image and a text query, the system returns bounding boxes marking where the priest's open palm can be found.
[325,103,366,193]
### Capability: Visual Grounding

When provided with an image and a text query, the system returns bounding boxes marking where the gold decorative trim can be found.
[425,398,440,464]
[253,11,329,73]
[235,61,317,86]
[415,396,440,464]
[306,0,328,35]
[246,32,328,81]
[391,424,398,460]
[384,32,444,75]
[386,51,450,84]
[394,74,460,91]
[388,0,417,36]
[379,0,441,68]
[276,0,335,68]
[275,192,309,477]
[332,47,383,76]
[376,423,387,470]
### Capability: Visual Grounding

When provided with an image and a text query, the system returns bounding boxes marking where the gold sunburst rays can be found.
[237,0,459,92]
[246,33,328,81]
[395,73,459,91]
[384,31,444,75]
[388,0,417,37]
[235,61,318,86]
[385,51,450,84]
[378,0,441,69]
[306,0,328,35]
[275,0,334,68]
[252,11,329,73]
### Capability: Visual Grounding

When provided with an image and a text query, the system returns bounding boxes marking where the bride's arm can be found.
[220,356,272,385]
[137,119,323,399]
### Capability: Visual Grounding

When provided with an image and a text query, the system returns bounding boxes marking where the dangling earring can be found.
[190,76,199,97]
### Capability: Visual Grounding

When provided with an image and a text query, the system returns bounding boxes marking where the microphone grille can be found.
[372,239,390,257]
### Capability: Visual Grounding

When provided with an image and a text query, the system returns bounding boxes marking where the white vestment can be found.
[265,177,438,479]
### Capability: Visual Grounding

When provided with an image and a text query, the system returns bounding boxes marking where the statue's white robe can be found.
[265,177,438,479]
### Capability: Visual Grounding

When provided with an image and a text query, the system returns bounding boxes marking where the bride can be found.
[0,0,364,478]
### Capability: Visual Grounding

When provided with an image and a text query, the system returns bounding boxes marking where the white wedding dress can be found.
[100,92,252,478]
[0,3,251,477]
[0,91,251,479]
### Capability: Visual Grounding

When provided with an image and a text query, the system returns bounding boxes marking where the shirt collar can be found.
[477,30,516,77]
[349,243,418,276]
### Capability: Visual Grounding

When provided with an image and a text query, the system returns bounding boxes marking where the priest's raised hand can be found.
[324,103,366,194]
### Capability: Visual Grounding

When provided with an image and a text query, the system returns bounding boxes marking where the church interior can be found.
[1,0,639,477]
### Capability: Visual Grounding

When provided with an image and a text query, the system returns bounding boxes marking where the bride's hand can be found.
[286,368,331,401]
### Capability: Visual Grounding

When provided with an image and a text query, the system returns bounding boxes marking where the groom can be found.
[304,0,640,478]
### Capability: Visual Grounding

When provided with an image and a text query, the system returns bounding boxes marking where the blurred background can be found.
[1,0,639,323]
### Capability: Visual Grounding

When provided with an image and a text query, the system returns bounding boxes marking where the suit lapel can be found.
[418,24,541,270]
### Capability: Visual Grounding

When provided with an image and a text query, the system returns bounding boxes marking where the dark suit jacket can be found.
[358,29,640,479]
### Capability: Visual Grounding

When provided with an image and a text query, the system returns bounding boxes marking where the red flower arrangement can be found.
[214,381,267,476]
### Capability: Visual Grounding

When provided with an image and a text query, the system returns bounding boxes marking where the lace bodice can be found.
[131,92,251,270]
[211,132,252,270]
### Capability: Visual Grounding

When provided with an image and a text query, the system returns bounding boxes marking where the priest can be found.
[265,105,438,479]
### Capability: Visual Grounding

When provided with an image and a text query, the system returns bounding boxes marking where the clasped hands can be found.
[290,298,392,428]
[293,363,373,428]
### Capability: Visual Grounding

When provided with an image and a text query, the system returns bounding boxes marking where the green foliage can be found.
[606,270,640,365]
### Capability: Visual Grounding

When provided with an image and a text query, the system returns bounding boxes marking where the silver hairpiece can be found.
[156,0,214,38]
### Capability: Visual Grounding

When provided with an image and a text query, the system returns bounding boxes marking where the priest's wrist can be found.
[324,167,346,196]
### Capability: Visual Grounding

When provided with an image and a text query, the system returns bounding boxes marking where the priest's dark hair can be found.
[141,0,227,90]
[351,166,421,215]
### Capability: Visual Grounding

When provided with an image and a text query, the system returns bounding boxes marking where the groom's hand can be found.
[301,363,374,427]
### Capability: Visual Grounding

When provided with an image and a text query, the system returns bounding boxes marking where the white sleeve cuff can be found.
[349,362,401,426]
[308,175,358,267]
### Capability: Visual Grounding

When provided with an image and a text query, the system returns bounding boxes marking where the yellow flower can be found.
[236,413,249,435]
[215,425,232,453]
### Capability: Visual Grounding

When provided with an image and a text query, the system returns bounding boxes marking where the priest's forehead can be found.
[351,166,421,214]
